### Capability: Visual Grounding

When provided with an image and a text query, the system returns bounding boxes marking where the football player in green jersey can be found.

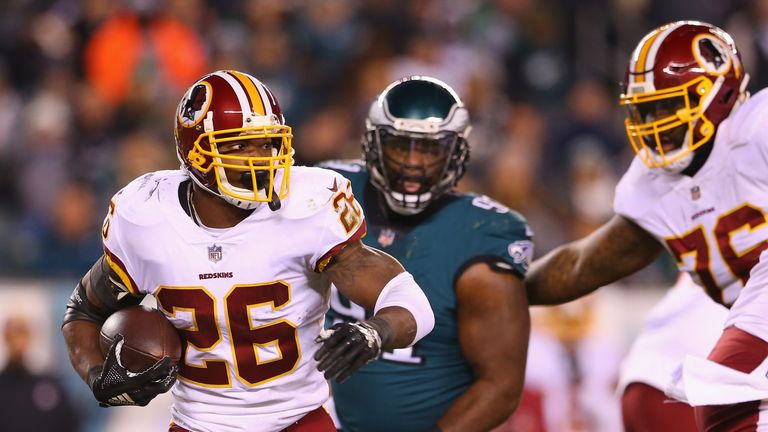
[321,76,533,432]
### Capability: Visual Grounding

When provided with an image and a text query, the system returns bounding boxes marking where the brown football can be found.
[99,305,182,373]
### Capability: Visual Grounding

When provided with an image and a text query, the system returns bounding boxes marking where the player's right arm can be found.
[526,215,663,305]
[62,255,141,382]
[62,256,177,407]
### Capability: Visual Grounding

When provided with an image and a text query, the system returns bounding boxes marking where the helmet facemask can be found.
[621,76,715,173]
[367,126,466,214]
[183,112,293,210]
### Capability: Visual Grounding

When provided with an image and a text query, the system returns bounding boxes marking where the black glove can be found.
[88,334,178,407]
[314,319,390,383]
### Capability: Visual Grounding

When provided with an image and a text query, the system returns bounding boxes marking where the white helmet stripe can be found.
[640,23,681,85]
[629,23,681,88]
[257,82,276,112]
[215,71,251,118]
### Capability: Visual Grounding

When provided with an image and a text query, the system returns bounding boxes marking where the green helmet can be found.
[363,76,471,215]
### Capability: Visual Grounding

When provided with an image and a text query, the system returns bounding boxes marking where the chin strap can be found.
[241,172,281,211]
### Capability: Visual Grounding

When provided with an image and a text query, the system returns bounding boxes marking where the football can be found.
[99,305,182,373]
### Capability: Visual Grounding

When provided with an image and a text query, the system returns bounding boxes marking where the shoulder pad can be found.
[455,193,533,236]
[448,193,534,275]
[724,90,768,151]
[613,158,663,221]
[281,166,359,220]
[109,170,184,226]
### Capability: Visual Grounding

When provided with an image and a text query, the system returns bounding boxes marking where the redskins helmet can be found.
[175,70,293,210]
[620,21,749,173]
[363,76,470,215]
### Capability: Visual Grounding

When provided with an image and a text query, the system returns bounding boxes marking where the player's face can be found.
[626,95,691,154]
[216,136,282,189]
[380,130,454,194]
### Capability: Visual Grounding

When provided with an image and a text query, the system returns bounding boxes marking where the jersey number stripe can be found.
[156,282,300,388]
[665,204,768,301]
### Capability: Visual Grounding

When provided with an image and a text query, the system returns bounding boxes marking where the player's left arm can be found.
[315,239,435,382]
[436,263,529,432]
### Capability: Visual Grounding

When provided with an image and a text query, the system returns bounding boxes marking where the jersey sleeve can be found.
[613,157,648,222]
[459,195,534,279]
[99,174,160,297]
[310,175,368,272]
[102,199,142,296]
[730,90,768,165]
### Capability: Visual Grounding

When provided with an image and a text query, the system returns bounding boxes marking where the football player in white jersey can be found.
[525,21,768,430]
[61,70,435,432]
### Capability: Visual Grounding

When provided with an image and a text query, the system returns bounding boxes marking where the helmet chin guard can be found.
[656,146,695,175]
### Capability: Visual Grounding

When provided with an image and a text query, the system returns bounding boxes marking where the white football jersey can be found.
[615,89,768,307]
[617,273,727,394]
[101,167,366,432]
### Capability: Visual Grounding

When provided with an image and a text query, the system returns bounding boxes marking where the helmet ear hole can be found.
[719,88,734,104]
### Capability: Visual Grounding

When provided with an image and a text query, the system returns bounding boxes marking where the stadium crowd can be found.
[5,0,762,277]
[2,0,767,431]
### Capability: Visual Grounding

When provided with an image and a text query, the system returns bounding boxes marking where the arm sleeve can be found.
[311,178,368,272]
[101,197,143,296]
[460,208,534,280]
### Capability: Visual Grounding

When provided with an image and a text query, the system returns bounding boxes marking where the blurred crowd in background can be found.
[7,0,768,278]
[1,0,767,430]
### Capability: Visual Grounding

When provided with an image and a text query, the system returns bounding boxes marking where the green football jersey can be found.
[321,160,534,432]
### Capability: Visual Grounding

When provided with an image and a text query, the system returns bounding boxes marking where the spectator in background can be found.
[0,66,22,222]
[727,0,768,93]
[16,180,102,277]
[0,315,80,432]
[541,77,624,208]
[82,0,208,107]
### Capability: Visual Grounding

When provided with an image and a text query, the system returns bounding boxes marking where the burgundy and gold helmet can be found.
[620,21,749,173]
[175,70,293,209]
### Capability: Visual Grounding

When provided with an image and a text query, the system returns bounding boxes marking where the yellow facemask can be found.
[620,75,715,169]
[187,125,294,205]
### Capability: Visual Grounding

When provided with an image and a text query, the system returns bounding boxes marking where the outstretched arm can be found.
[437,263,530,432]
[316,240,434,381]
[526,215,663,305]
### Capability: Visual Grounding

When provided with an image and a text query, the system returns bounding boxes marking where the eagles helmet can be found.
[363,76,470,215]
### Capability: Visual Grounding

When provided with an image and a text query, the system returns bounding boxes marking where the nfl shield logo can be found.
[208,244,223,263]
[378,228,396,247]
[691,186,701,201]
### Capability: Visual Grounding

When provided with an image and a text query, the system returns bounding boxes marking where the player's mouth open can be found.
[403,181,421,193]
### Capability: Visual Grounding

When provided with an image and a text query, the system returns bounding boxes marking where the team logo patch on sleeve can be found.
[507,240,534,271]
